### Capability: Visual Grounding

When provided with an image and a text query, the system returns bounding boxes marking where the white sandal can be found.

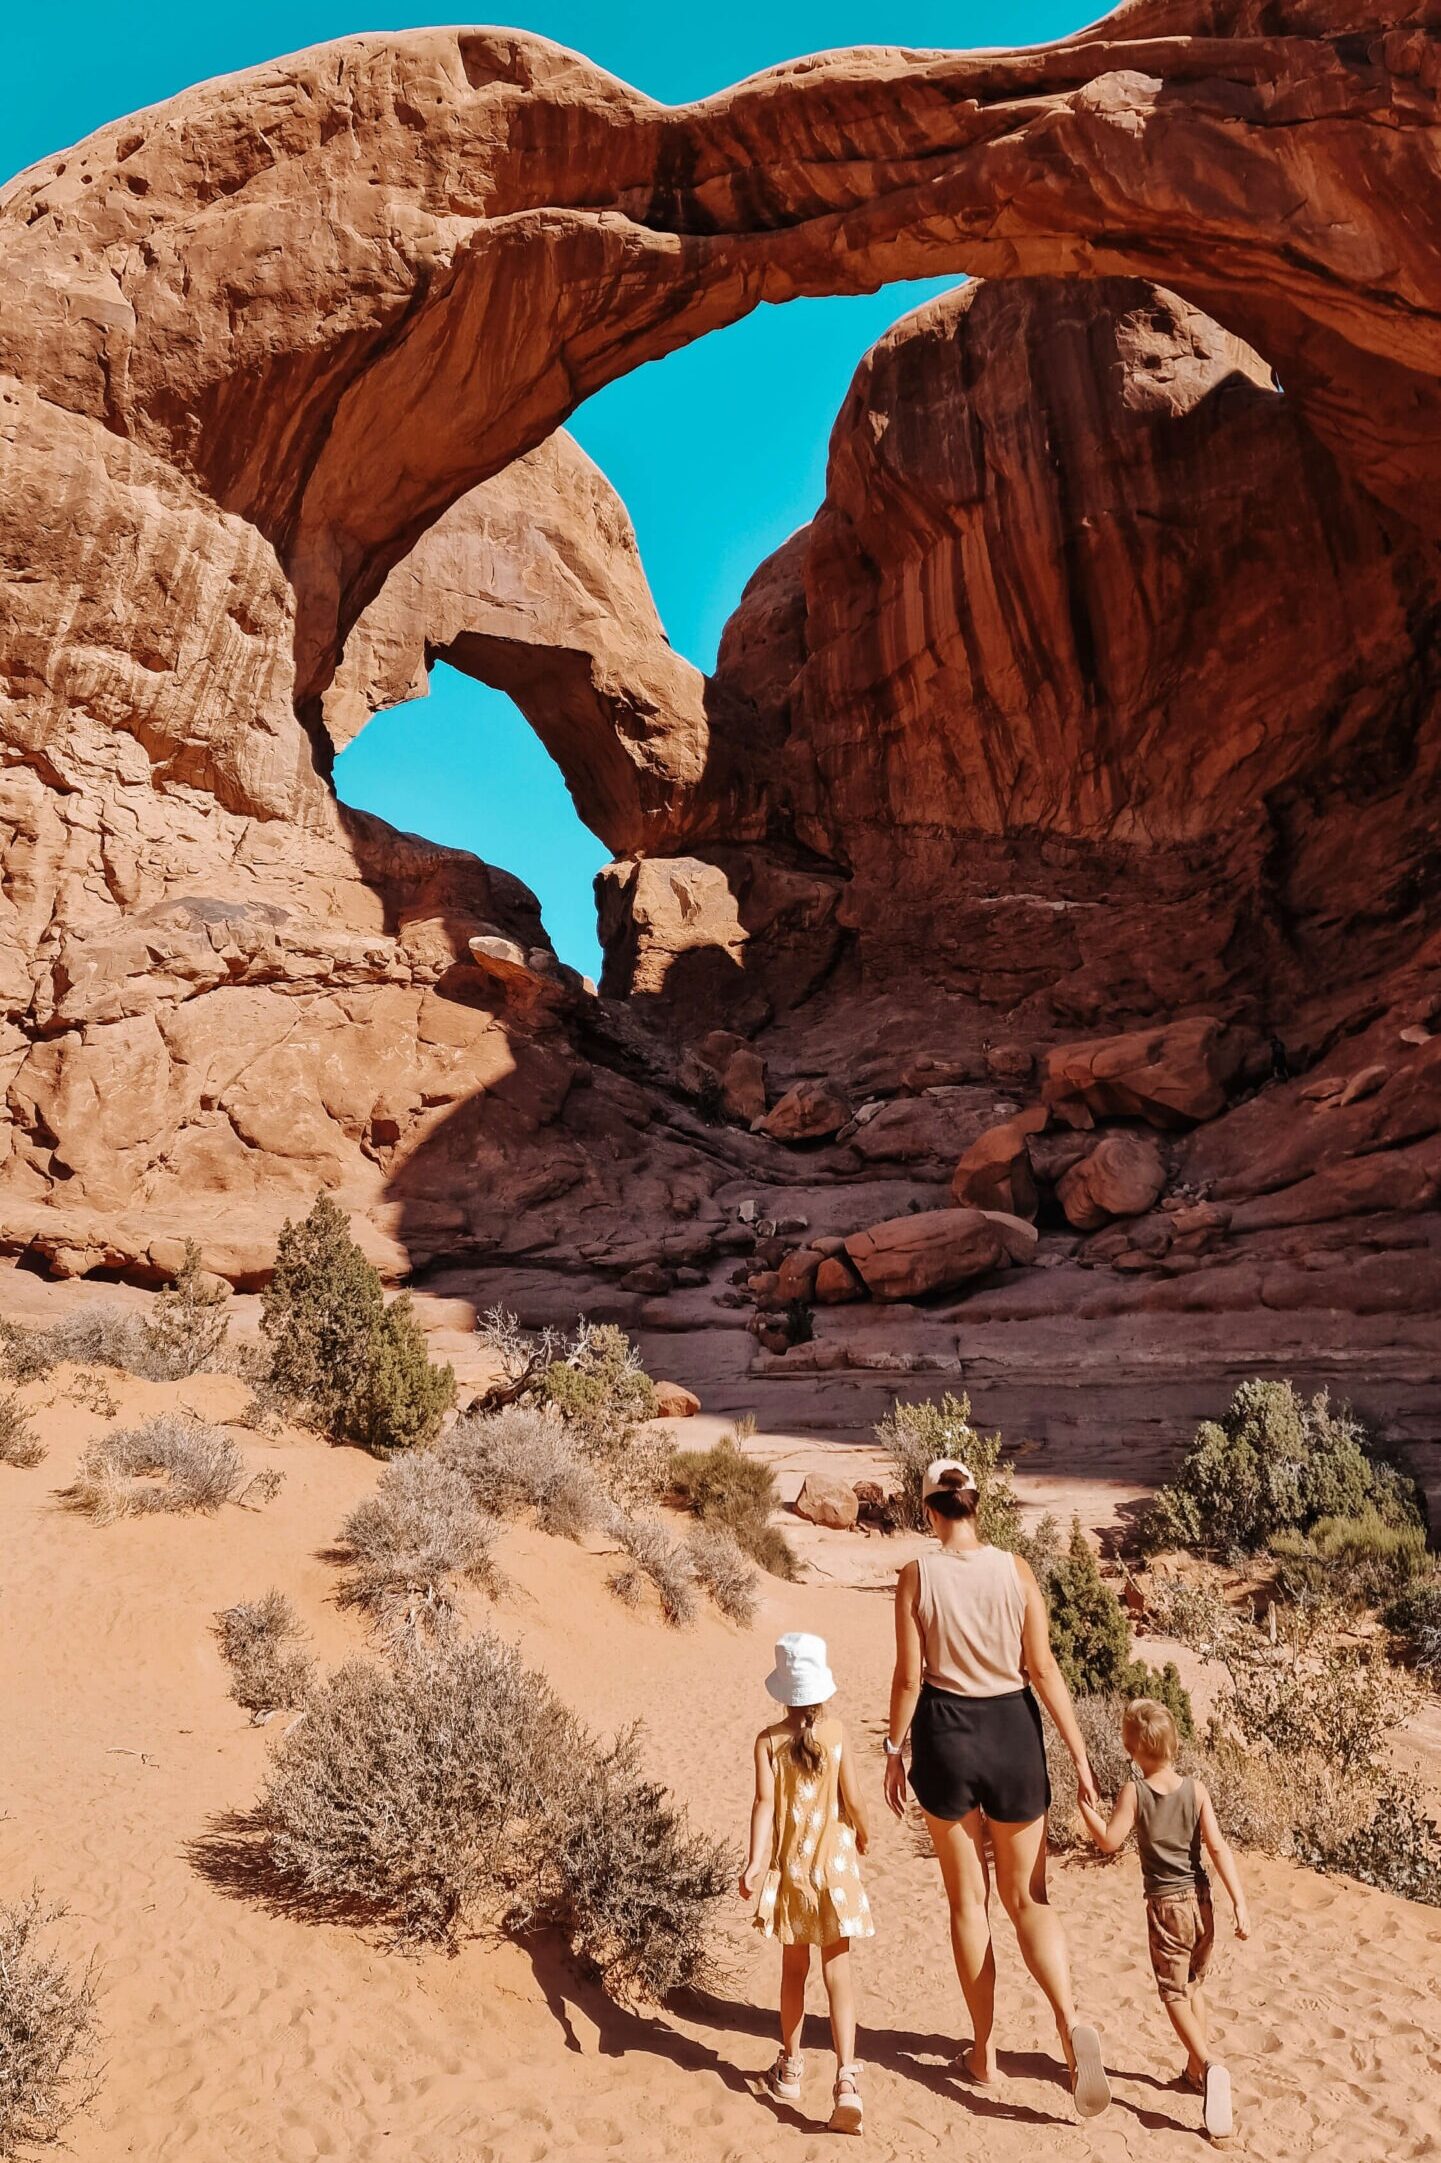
[1203,2062,1234,2142]
[765,2051,804,2103]
[829,2063,864,2135]
[1069,2023,1111,2120]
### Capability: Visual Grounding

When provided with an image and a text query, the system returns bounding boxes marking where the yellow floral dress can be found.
[753,1715,874,1946]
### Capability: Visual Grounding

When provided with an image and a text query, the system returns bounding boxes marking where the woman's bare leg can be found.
[779,1942,811,2060]
[922,1807,999,2080]
[989,1815,1078,2068]
[820,1941,857,2069]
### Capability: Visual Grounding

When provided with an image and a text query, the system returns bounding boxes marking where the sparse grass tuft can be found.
[437,1406,610,1540]
[0,1389,43,1468]
[0,1890,101,2157]
[688,1524,760,1625]
[609,1515,698,1627]
[668,1435,796,1580]
[215,1592,313,1719]
[338,1454,499,1642]
[64,1413,245,1522]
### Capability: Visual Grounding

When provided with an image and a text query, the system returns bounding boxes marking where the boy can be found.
[1077,1698,1250,2143]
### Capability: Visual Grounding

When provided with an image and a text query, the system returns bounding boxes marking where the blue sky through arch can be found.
[7,0,1092,977]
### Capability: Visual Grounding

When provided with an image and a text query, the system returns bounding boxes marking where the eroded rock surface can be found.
[1,11,1439,1449]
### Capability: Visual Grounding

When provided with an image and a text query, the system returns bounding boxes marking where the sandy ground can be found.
[5,1361,1441,2163]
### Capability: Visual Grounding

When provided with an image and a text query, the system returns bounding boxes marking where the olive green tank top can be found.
[1132,1772,1207,1898]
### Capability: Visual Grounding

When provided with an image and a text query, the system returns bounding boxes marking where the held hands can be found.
[883,1752,908,1819]
[1074,1758,1100,1812]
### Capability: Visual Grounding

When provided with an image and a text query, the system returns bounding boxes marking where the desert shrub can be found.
[1144,1572,1232,1653]
[257,1634,727,1988]
[1316,1777,1441,1906]
[260,1190,384,1431]
[0,1319,55,1385]
[541,1323,663,1495]
[0,1390,43,1468]
[531,1721,732,2000]
[875,1393,1022,1545]
[609,1514,698,1626]
[259,1195,452,1451]
[1044,1520,1195,1734]
[667,1433,797,1579]
[142,1242,231,1378]
[1146,1379,1420,1556]
[1384,1575,1441,1684]
[0,1890,100,2157]
[473,1311,666,1499]
[1214,1626,1412,1778]
[437,1405,610,1540]
[688,1523,761,1625]
[65,1412,245,1522]
[1272,1509,1431,1609]
[215,1591,313,1718]
[1015,1510,1063,1581]
[337,1454,499,1641]
[0,1304,152,1382]
[347,1295,455,1454]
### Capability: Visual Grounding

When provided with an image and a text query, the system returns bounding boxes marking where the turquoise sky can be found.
[6,2,1092,972]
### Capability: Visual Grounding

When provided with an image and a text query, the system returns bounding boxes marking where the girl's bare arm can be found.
[884,1562,924,1817]
[1017,1556,1099,1807]
[739,1732,776,1900]
[837,1727,870,1852]
[1077,1780,1137,1854]
[1198,1783,1251,1935]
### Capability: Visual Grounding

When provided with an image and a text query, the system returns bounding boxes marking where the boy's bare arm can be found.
[1198,1783,1251,1935]
[739,1732,777,1900]
[1077,1782,1137,1854]
[837,1729,870,1853]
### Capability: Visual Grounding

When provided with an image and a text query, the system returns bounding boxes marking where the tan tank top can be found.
[915,1545,1028,1698]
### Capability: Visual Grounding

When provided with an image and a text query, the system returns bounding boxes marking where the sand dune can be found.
[4,1368,1439,2162]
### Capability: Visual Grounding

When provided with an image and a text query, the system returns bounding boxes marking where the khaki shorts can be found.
[1146,1889,1215,2003]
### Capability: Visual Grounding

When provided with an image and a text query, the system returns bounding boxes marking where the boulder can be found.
[844,1208,1010,1302]
[951,1106,1049,1217]
[795,1473,861,1530]
[678,1029,769,1123]
[985,1044,1035,1083]
[776,1247,822,1303]
[981,1210,1041,1265]
[1057,1134,1168,1230]
[619,1262,672,1295]
[1338,1063,1388,1107]
[653,1381,701,1418]
[760,1079,850,1142]
[1044,1017,1247,1129]
[815,1256,866,1304]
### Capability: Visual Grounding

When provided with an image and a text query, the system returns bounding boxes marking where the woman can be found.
[883,1456,1111,2118]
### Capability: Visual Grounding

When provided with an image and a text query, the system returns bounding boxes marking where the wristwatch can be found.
[882,1737,904,1758]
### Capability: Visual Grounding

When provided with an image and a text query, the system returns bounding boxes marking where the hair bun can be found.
[940,1468,966,1489]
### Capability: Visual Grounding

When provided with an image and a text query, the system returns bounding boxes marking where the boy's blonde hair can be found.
[1123,1697,1180,1764]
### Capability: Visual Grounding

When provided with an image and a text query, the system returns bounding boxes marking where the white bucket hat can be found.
[764,1630,836,1707]
[924,1457,979,1501]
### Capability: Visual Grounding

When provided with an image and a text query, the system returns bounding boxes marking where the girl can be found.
[740,1631,873,2133]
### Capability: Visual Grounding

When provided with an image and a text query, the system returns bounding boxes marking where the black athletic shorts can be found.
[908,1682,1051,1824]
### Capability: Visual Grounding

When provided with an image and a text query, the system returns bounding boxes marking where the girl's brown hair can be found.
[787,1703,827,1779]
